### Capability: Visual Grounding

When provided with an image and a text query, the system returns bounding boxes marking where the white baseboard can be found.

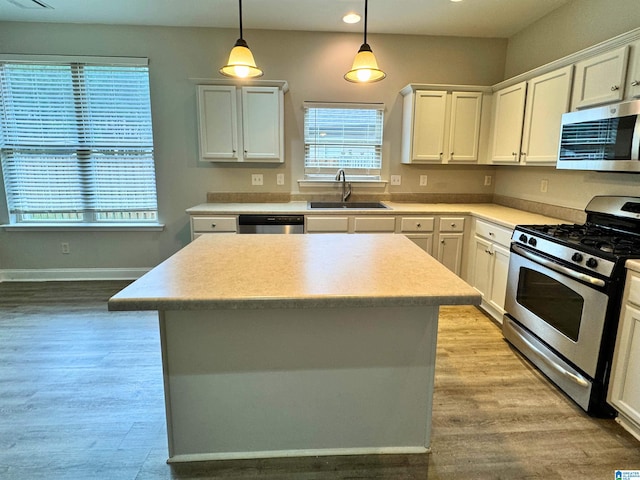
[0,268,149,282]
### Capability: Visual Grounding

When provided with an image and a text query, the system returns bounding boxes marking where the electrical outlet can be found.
[419,175,428,187]
[276,173,285,185]
[390,175,401,186]
[61,242,70,254]
[251,174,263,186]
[540,179,549,193]
[484,175,492,186]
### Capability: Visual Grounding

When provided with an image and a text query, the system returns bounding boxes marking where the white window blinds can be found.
[303,102,384,177]
[0,57,158,223]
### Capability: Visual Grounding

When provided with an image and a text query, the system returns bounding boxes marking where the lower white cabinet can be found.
[191,216,237,240]
[469,219,513,323]
[608,269,640,441]
[397,216,435,254]
[435,217,466,275]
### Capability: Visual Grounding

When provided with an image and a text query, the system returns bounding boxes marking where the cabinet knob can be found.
[416,223,421,228]
[441,240,445,244]
[632,80,640,86]
[211,223,217,228]
[611,85,620,91]
[489,232,494,236]
[451,223,456,227]
[521,152,526,156]
[512,152,518,157]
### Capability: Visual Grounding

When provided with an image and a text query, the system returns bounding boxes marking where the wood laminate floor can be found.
[0,281,638,479]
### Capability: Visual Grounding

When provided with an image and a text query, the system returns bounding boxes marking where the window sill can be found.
[298,178,388,188]
[2,223,165,232]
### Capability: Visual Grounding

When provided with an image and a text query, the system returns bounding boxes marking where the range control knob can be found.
[571,252,583,263]
[586,258,598,269]
[519,234,528,243]
[528,237,537,247]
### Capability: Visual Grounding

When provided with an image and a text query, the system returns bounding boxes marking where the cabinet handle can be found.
[632,80,640,86]
[611,85,620,91]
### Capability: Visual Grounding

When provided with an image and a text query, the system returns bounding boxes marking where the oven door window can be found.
[516,267,584,341]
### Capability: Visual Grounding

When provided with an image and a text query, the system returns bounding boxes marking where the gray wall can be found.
[0,22,506,272]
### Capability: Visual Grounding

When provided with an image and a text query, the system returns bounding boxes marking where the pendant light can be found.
[220,0,263,79]
[344,0,385,83]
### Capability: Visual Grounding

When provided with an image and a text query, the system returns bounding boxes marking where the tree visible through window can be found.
[0,56,158,224]
[303,102,384,179]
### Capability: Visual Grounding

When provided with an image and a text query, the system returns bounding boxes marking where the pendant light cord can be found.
[238,0,244,40]
[363,0,368,45]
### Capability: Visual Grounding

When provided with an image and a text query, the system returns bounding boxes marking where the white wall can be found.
[0,22,506,272]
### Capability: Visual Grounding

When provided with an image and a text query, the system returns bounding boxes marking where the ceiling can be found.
[0,0,570,38]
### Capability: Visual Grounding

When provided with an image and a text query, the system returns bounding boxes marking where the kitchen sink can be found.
[308,201,388,209]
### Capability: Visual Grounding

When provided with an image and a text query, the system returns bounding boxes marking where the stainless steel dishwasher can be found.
[238,214,305,234]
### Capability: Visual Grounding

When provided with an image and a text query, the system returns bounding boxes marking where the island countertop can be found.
[108,233,481,311]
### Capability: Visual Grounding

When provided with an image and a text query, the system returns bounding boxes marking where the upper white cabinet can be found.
[489,82,527,164]
[197,84,284,163]
[626,39,640,99]
[400,86,486,164]
[490,66,573,165]
[571,45,629,109]
[520,66,574,164]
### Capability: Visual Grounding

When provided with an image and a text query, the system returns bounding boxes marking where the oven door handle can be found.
[509,320,591,388]
[512,244,606,288]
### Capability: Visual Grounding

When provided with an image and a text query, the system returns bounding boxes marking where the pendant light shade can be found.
[344,0,385,83]
[220,0,263,79]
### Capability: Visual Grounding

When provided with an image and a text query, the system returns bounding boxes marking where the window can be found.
[303,102,384,180]
[0,55,158,224]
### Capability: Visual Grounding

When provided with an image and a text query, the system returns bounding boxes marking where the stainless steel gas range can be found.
[503,196,640,417]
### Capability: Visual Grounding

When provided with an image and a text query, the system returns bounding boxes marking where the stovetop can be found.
[522,223,640,258]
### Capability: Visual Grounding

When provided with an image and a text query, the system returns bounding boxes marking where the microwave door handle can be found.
[511,244,606,288]
[508,320,590,388]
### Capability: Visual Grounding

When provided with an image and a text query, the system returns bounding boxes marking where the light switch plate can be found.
[390,175,401,186]
[276,173,285,185]
[419,175,428,187]
[540,179,548,193]
[484,175,492,186]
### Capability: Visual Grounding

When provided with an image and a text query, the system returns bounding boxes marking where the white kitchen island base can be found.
[159,305,438,462]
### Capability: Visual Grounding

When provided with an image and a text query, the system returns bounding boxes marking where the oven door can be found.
[504,244,609,379]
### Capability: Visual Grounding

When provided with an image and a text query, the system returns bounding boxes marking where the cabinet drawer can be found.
[475,219,512,247]
[306,216,349,233]
[354,216,396,233]
[439,217,465,232]
[192,216,237,233]
[400,217,435,232]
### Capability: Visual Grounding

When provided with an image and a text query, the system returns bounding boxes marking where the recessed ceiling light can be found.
[343,12,361,24]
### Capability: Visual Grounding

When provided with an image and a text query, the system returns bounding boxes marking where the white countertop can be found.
[108,233,481,311]
[186,201,566,230]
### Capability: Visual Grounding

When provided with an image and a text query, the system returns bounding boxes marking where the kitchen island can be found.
[108,233,480,463]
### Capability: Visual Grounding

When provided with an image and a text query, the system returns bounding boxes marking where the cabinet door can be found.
[306,216,349,233]
[436,233,464,275]
[411,91,448,162]
[490,82,527,163]
[609,302,640,428]
[241,86,282,162]
[572,45,629,109]
[405,234,433,254]
[521,66,573,165]
[627,40,640,99]
[487,243,510,317]
[471,236,493,299]
[197,85,239,160]
[448,92,482,163]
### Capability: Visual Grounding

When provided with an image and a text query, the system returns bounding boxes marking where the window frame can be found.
[0,54,161,228]
[302,101,385,182]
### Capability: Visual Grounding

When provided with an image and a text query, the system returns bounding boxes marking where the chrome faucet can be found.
[335,169,351,202]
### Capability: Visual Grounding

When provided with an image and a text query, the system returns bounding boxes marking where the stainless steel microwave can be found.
[557,100,640,172]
